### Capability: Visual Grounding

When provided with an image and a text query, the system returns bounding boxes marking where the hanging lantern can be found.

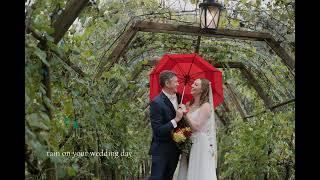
[199,0,223,29]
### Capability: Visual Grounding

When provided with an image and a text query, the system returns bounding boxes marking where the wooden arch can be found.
[91,20,295,119]
[45,0,295,117]
[94,21,295,79]
[33,0,295,120]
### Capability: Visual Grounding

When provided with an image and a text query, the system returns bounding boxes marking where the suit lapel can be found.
[161,92,176,116]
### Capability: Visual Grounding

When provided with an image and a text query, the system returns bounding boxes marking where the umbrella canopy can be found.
[149,53,224,108]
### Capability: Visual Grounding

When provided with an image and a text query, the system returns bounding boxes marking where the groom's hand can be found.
[178,104,187,113]
[174,108,184,122]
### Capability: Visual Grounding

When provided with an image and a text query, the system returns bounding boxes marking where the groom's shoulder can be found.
[152,94,162,103]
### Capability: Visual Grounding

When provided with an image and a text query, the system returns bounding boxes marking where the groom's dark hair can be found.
[159,70,176,88]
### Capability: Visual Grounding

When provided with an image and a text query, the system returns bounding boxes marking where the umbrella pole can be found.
[180,85,186,104]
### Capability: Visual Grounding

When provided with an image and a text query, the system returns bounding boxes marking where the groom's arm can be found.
[150,101,175,137]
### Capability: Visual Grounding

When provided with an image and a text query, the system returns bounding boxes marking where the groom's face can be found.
[166,76,179,93]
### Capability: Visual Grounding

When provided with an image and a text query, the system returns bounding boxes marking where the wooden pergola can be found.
[26,1,295,178]
[90,20,295,122]
[94,21,295,79]
[27,0,295,126]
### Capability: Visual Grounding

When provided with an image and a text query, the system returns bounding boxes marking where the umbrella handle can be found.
[180,85,186,104]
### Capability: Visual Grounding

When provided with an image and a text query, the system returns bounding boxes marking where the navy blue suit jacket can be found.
[149,92,182,156]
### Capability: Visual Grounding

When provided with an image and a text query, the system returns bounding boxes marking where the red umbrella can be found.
[149,53,224,108]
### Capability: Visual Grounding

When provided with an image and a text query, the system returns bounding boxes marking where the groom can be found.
[149,70,184,180]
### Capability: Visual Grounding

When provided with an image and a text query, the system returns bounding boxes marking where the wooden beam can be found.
[264,37,295,71]
[240,67,274,111]
[224,83,247,119]
[53,0,89,43]
[94,21,294,84]
[52,51,86,78]
[95,25,138,79]
[136,21,294,72]
[215,62,275,111]
[135,21,270,41]
[271,98,295,110]
[222,102,231,113]
[244,98,295,119]
[213,62,244,69]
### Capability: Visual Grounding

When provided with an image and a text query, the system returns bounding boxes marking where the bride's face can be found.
[191,79,202,96]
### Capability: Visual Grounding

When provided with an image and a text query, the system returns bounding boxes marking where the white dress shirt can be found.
[162,90,178,128]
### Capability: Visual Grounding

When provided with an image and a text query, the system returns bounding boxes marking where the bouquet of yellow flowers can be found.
[173,127,192,143]
[172,126,193,158]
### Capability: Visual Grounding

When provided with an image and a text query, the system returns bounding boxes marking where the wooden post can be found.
[112,169,116,180]
[42,53,53,120]
[264,36,295,71]
[240,67,274,111]
[36,38,58,179]
[95,25,139,79]
[222,102,231,113]
[215,62,275,112]
[53,0,89,43]
[194,36,201,54]
[215,110,227,127]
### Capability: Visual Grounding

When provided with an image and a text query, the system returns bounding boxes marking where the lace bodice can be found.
[188,108,213,134]
[187,107,217,158]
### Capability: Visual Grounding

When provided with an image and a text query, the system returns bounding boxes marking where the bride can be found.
[177,78,218,180]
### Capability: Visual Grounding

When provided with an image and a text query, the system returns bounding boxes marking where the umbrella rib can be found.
[189,76,196,83]
[176,74,184,79]
[167,56,186,77]
[186,54,197,76]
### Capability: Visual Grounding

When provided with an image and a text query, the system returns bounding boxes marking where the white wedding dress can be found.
[177,108,217,180]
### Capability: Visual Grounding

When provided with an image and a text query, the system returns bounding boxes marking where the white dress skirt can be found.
[177,108,217,180]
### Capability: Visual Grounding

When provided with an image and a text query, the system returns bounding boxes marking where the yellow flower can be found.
[173,131,186,143]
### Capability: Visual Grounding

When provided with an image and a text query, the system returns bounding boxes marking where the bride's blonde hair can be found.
[189,78,211,107]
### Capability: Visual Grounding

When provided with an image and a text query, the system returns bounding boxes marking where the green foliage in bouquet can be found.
[173,118,193,159]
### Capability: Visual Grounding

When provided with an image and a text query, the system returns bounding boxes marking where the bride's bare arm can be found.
[185,102,210,131]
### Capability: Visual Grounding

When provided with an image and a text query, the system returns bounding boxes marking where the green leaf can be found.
[34,47,50,66]
[231,19,239,28]
[73,119,79,129]
[44,33,54,42]
[26,113,49,130]
[30,140,47,160]
[66,166,76,177]
[64,116,70,126]
[72,164,79,171]
[141,59,148,65]
[57,166,66,178]
[64,101,73,116]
